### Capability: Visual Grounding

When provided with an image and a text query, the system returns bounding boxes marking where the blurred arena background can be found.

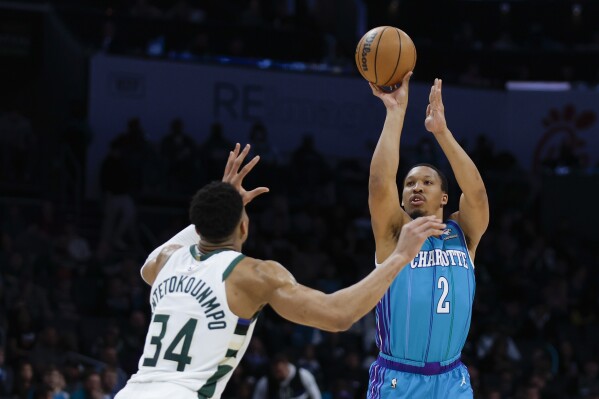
[0,1,598,398]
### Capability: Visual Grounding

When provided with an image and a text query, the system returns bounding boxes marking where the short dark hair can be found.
[406,163,449,194]
[189,181,243,243]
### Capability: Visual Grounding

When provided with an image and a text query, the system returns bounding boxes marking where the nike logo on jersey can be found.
[442,228,458,240]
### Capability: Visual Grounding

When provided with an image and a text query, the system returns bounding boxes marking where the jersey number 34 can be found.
[143,314,198,371]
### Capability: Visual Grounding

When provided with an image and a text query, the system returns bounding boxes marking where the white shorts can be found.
[115,381,198,399]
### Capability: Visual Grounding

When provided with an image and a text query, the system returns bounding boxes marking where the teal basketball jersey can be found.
[374,219,475,363]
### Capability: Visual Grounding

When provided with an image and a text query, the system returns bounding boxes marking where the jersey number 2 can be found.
[437,277,450,314]
[143,314,198,371]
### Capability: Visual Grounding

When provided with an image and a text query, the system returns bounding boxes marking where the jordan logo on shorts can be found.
[391,378,397,389]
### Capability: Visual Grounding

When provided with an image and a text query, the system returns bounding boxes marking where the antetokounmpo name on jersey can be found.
[150,275,227,329]
[410,249,469,269]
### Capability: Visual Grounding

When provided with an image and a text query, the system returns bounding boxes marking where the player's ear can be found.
[441,193,448,206]
[239,213,249,239]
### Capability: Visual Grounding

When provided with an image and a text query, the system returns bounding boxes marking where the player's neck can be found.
[198,241,239,255]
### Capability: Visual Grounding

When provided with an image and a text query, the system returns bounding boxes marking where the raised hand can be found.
[222,143,269,206]
[393,216,446,261]
[369,71,413,110]
[424,78,448,135]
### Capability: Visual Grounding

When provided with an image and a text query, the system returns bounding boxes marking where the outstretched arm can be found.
[424,78,489,254]
[142,143,269,280]
[368,73,412,263]
[258,216,445,331]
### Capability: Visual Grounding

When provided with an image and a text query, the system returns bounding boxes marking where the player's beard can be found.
[408,209,427,219]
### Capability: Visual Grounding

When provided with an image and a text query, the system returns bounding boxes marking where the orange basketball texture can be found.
[355,26,417,86]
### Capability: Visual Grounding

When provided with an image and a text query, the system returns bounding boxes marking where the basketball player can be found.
[366,73,489,398]
[115,144,447,399]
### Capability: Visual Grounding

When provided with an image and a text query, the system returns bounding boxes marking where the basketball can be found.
[355,26,417,87]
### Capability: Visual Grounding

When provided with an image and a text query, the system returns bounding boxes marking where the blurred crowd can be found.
[1,111,599,399]
[2,1,599,398]
[39,0,599,87]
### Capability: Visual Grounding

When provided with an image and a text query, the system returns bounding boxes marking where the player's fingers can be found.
[232,143,241,157]
[369,82,381,95]
[415,222,446,238]
[402,71,413,85]
[434,86,442,105]
[223,150,235,179]
[245,187,270,203]
[233,144,251,171]
[423,226,446,237]
[238,155,260,179]
[226,143,242,177]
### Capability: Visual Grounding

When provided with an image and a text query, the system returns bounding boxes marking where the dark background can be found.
[0,1,598,399]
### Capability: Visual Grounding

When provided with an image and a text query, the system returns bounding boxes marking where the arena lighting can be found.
[505,81,571,91]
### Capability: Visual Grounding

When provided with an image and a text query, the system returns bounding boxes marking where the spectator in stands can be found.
[0,105,36,182]
[197,122,233,180]
[99,21,121,54]
[42,366,69,399]
[297,345,322,387]
[100,367,120,399]
[0,347,14,397]
[30,326,64,373]
[578,358,599,398]
[129,0,162,19]
[120,311,146,375]
[99,140,138,251]
[248,121,279,167]
[98,346,127,394]
[471,134,495,174]
[7,306,39,360]
[252,353,322,399]
[166,0,205,23]
[240,0,265,27]
[59,218,92,264]
[414,136,442,167]
[244,337,269,378]
[160,118,197,194]
[12,360,36,399]
[186,33,211,57]
[222,363,254,399]
[289,134,332,206]
[61,100,93,189]
[71,370,107,399]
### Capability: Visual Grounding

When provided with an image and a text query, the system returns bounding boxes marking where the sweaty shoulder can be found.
[227,258,290,298]
[225,257,292,319]
[141,244,182,285]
